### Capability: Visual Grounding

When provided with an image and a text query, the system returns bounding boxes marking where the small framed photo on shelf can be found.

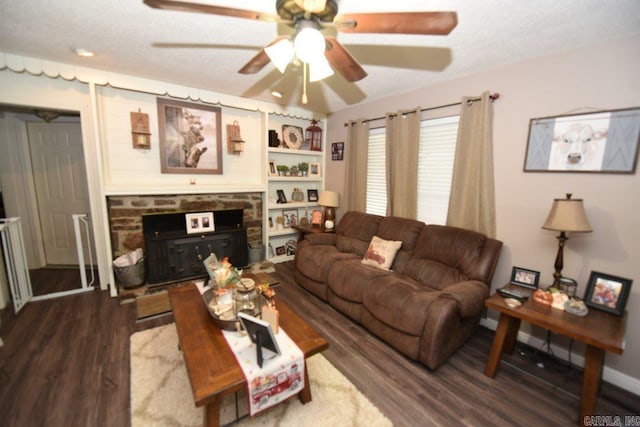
[275,246,286,256]
[276,189,287,204]
[583,271,633,316]
[283,209,298,227]
[185,212,215,234]
[268,160,278,176]
[509,266,540,289]
[307,189,318,202]
[311,209,323,226]
[309,162,321,177]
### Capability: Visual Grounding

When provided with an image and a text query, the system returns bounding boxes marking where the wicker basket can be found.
[113,257,145,288]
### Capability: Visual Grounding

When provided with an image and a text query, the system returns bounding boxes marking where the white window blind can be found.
[417,115,459,225]
[366,127,387,216]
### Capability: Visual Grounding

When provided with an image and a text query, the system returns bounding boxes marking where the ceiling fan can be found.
[144,0,457,83]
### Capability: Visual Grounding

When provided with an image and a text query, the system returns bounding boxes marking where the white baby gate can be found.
[0,214,96,313]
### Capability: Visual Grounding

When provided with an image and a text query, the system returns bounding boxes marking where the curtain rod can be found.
[343,93,500,127]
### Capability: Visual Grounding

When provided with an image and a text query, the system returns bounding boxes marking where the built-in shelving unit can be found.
[264,115,325,263]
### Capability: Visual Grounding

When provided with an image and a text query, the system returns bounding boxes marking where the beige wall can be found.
[326,34,640,388]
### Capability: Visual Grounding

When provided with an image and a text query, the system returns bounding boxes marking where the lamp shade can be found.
[542,194,592,232]
[309,56,334,82]
[264,38,294,73]
[318,190,339,207]
[294,26,326,64]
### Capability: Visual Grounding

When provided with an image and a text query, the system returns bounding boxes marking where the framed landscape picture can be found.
[157,98,223,174]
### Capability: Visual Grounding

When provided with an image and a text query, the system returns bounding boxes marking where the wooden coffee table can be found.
[168,284,329,427]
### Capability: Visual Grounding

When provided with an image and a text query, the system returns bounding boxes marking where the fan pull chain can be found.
[302,63,308,104]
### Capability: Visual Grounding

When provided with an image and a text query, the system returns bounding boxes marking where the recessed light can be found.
[74,48,95,57]
[271,90,283,98]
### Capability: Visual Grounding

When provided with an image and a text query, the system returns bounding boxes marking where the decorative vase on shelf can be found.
[291,188,304,202]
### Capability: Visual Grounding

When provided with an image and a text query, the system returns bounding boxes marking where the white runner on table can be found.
[222,328,305,416]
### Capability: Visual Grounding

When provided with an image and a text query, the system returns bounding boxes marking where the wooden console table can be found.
[484,291,626,426]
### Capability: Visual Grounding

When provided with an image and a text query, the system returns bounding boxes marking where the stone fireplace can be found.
[107,192,262,284]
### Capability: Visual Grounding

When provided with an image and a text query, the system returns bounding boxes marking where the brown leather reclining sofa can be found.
[294,211,503,369]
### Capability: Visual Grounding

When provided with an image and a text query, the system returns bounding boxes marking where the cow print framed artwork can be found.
[523,106,640,173]
[157,98,223,174]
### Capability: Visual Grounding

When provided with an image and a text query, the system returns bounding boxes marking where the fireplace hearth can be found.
[143,209,248,285]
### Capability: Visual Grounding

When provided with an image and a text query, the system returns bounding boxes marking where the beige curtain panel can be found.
[385,106,421,218]
[344,119,369,213]
[447,91,497,238]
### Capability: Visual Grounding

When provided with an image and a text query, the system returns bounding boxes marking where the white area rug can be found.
[130,323,392,427]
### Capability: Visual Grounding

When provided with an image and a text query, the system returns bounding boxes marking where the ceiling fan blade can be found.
[334,11,458,35]
[324,37,367,82]
[143,0,281,22]
[238,50,271,74]
[238,36,289,75]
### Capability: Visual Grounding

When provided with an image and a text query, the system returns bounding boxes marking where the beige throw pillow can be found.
[361,236,402,271]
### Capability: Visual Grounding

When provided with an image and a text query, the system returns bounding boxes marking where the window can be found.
[416,116,459,225]
[366,127,387,216]
[365,116,459,224]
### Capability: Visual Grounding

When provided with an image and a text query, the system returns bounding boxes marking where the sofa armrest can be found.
[302,232,337,246]
[438,280,490,318]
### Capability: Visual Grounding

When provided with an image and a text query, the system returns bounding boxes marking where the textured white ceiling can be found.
[1,0,639,114]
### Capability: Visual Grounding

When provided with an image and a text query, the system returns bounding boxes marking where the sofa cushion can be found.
[327,259,391,303]
[296,244,359,284]
[363,275,439,336]
[335,211,383,256]
[404,225,487,289]
[376,216,424,273]
[376,216,424,253]
[361,236,402,271]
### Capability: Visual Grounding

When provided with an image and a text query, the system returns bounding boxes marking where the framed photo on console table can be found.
[583,271,633,316]
[509,266,540,289]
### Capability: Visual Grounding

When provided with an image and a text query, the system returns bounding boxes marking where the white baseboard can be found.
[480,317,640,396]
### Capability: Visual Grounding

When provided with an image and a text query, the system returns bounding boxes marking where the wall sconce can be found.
[306,120,322,151]
[226,120,245,155]
[130,109,151,149]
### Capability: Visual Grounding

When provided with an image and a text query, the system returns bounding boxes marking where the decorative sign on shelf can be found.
[130,109,151,149]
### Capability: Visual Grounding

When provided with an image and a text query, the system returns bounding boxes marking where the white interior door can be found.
[27,122,91,266]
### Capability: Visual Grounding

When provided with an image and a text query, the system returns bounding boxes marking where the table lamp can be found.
[318,190,339,231]
[541,193,592,287]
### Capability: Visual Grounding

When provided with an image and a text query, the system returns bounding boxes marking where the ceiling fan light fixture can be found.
[294,26,326,64]
[294,0,327,14]
[308,56,334,82]
[264,38,294,73]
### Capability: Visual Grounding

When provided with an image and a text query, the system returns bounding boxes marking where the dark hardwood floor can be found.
[0,262,637,427]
